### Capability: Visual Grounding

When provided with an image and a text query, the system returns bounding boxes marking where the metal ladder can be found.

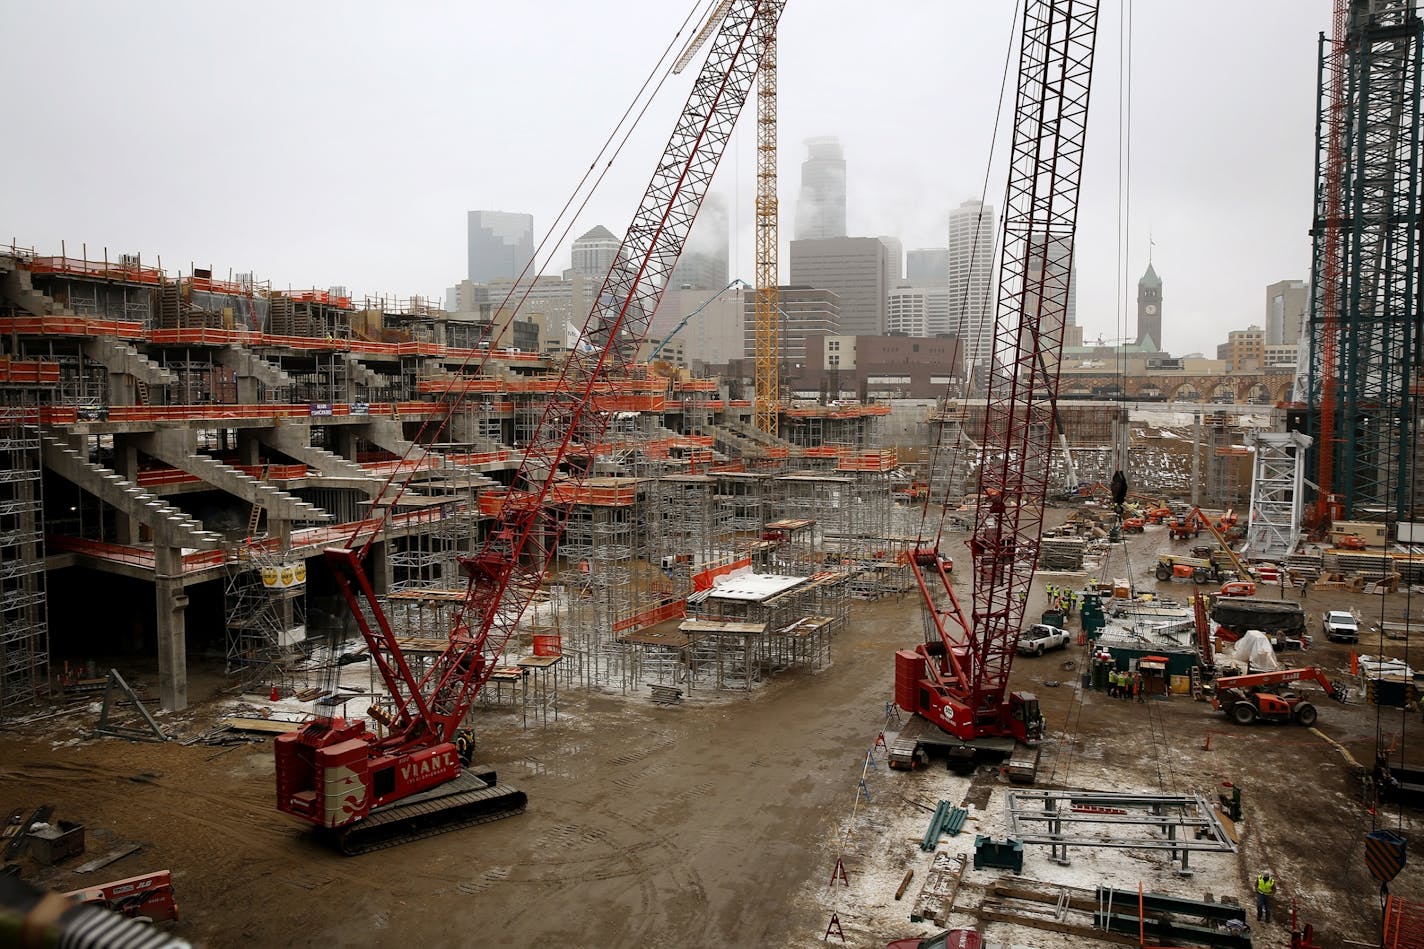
[246,464,269,537]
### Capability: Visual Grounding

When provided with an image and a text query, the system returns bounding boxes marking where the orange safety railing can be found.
[27,255,165,286]
[0,315,145,340]
[444,450,516,467]
[612,598,687,634]
[289,289,354,309]
[47,536,225,572]
[135,463,307,488]
[185,275,259,297]
[416,376,503,394]
[359,457,441,477]
[836,448,899,472]
[0,357,60,385]
[100,401,442,423]
[591,395,666,412]
[1383,894,1424,948]
[692,555,752,592]
[549,481,638,506]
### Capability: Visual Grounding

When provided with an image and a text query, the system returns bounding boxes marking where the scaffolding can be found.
[0,391,49,718]
[558,480,641,692]
[222,545,308,693]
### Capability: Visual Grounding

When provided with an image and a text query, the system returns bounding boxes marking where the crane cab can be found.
[1009,691,1044,743]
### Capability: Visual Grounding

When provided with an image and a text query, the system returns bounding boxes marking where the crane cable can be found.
[342,0,713,559]
[1054,0,1136,791]
[915,0,1023,551]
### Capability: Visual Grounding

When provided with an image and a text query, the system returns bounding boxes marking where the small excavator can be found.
[1212,666,1347,727]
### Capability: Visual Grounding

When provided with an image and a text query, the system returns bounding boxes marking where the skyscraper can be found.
[669,192,730,290]
[947,199,997,368]
[878,236,904,283]
[794,137,847,240]
[570,225,620,282]
[906,248,950,287]
[1265,279,1307,346]
[789,237,887,336]
[467,210,534,284]
[887,286,929,336]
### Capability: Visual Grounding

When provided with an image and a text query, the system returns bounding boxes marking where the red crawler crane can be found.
[274,0,785,853]
[895,0,1099,760]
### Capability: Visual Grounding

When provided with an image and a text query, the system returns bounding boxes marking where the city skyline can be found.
[0,2,1326,359]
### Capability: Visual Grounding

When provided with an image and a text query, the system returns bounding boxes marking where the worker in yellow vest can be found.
[1255,869,1275,923]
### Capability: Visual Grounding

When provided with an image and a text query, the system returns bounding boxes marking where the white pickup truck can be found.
[1322,610,1359,643]
[1017,623,1072,656]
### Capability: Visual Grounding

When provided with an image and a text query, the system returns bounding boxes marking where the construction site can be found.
[5,0,1424,947]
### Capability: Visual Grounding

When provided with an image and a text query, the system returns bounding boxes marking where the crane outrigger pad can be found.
[329,769,526,855]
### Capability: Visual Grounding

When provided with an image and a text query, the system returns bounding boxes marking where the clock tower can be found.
[1136,262,1162,351]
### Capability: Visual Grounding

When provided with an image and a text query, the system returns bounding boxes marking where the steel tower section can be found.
[752,6,780,436]
[1245,431,1314,561]
[1311,0,1422,520]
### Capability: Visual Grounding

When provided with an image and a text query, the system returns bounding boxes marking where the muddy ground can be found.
[3,519,1423,947]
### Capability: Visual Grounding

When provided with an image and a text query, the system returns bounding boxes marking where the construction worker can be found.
[1134,670,1145,703]
[1256,870,1275,923]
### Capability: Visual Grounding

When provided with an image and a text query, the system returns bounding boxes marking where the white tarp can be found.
[1231,630,1280,672]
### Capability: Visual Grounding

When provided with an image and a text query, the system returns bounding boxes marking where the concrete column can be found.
[368,540,391,596]
[154,544,189,711]
[109,371,134,406]
[112,435,142,545]
[332,425,357,461]
[269,515,292,551]
[236,429,261,466]
[236,357,260,404]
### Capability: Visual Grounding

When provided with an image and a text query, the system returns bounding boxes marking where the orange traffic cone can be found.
[269,684,281,702]
[1350,651,1359,675]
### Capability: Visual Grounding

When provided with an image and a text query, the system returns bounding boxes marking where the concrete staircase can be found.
[341,352,387,395]
[40,434,223,550]
[256,428,385,498]
[216,345,293,390]
[81,336,179,389]
[364,419,502,492]
[3,266,76,317]
[720,415,801,454]
[136,432,331,522]
[710,423,769,459]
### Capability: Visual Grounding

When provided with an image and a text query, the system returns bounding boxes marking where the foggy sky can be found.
[0,1,1325,357]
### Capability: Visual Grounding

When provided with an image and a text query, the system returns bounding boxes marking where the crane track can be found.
[335,783,527,855]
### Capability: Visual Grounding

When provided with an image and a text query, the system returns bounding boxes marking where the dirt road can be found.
[5,522,1424,946]
[1,595,919,948]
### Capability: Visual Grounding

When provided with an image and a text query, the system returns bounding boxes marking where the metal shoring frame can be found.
[1005,790,1236,875]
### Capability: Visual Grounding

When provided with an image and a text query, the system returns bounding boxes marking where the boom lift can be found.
[273,1,784,853]
[893,0,1099,763]
[1212,666,1346,727]
[647,278,746,361]
[1168,506,1255,580]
